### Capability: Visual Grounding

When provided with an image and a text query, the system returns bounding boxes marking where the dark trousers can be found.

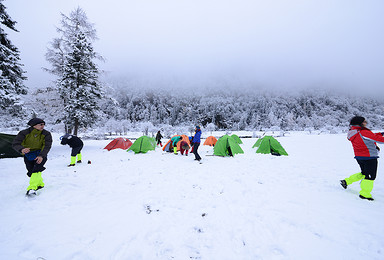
[356,158,378,180]
[193,143,201,161]
[71,145,83,157]
[24,157,47,177]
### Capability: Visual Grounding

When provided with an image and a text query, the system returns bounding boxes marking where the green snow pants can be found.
[345,172,374,199]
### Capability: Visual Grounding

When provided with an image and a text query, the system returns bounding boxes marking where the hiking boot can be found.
[68,164,75,167]
[26,189,37,196]
[359,195,374,201]
[340,180,347,189]
[36,185,44,190]
[77,160,82,163]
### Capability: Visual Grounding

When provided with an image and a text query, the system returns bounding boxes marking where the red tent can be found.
[104,137,132,151]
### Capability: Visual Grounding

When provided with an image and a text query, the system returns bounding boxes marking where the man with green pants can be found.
[341,116,384,201]
[13,118,52,196]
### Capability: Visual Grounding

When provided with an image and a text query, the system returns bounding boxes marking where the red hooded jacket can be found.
[347,126,384,158]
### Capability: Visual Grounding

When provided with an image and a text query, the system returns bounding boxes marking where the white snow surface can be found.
[1,132,383,260]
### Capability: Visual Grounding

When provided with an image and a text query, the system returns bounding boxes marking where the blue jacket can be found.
[193,130,201,143]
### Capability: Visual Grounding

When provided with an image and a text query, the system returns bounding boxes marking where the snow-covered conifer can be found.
[0,0,27,121]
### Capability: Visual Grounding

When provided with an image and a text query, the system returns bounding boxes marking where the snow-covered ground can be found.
[1,132,383,260]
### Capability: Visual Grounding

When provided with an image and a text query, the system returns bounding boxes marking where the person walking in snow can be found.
[12,118,53,196]
[60,133,84,167]
[156,130,163,147]
[192,126,202,161]
[340,116,384,201]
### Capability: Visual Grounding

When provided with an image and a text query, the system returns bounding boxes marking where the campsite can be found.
[1,131,384,260]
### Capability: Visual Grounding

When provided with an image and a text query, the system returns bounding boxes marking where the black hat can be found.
[350,116,365,126]
[28,118,45,127]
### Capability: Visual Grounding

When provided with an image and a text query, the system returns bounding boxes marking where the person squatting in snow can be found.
[60,133,84,167]
[12,118,53,196]
[341,116,384,201]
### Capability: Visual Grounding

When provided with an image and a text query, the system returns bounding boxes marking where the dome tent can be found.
[203,136,217,146]
[213,135,244,157]
[127,136,156,154]
[253,136,288,156]
[0,133,23,158]
[230,134,243,144]
[104,137,132,151]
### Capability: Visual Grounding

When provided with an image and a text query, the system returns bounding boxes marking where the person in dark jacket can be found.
[61,133,84,167]
[340,116,384,201]
[12,118,53,196]
[192,126,202,161]
[155,130,163,147]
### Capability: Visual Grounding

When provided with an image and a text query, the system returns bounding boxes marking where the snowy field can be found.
[1,132,383,260]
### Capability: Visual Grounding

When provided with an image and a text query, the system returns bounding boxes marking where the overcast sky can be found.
[5,0,384,94]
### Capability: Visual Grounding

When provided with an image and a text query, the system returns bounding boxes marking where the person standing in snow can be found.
[192,126,202,161]
[156,130,163,147]
[60,133,84,167]
[12,118,53,196]
[340,116,384,201]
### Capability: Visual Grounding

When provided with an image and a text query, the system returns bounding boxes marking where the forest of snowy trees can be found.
[11,85,382,137]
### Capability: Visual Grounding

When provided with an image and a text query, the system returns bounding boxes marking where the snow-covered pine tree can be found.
[0,0,27,121]
[46,7,103,135]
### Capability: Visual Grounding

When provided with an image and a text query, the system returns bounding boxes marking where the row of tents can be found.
[103,134,288,156]
[0,133,288,158]
[0,133,287,158]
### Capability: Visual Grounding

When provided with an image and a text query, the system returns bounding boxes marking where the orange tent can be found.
[163,135,190,152]
[203,136,217,146]
[104,137,132,151]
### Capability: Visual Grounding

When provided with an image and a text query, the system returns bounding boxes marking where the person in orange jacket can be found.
[340,116,384,200]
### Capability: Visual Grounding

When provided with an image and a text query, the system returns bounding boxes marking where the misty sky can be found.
[5,0,384,93]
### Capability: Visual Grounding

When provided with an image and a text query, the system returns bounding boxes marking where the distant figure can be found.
[192,126,202,161]
[156,130,163,147]
[12,118,53,196]
[340,116,384,201]
[61,134,84,167]
[180,140,190,156]
[171,135,182,155]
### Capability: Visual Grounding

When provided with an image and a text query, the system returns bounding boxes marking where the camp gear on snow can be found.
[203,136,217,146]
[350,116,365,126]
[27,118,45,127]
[127,136,156,154]
[0,133,23,158]
[104,137,132,151]
[252,136,288,156]
[213,135,244,157]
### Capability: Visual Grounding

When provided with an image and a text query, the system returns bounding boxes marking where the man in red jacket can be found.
[340,116,384,200]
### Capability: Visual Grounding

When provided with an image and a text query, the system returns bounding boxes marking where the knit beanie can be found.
[27,118,45,127]
[350,116,365,126]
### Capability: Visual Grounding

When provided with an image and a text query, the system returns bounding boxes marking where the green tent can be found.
[230,134,243,144]
[127,136,156,154]
[0,133,22,158]
[253,136,288,156]
[213,135,244,157]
